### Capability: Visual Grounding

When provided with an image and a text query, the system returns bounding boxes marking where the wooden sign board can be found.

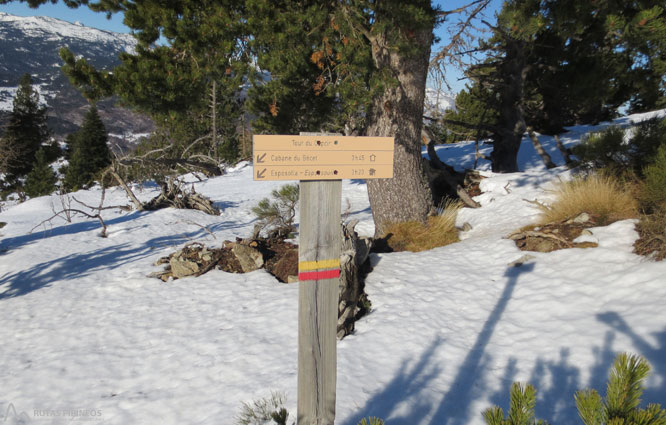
[253,135,394,181]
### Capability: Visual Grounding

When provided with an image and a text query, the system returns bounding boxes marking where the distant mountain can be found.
[0,12,153,151]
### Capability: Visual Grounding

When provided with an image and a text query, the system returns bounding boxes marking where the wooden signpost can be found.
[253,134,394,425]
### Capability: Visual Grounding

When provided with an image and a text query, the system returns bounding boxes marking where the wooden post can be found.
[297,143,341,424]
[252,132,393,424]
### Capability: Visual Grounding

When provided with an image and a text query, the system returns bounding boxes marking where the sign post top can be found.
[253,135,394,181]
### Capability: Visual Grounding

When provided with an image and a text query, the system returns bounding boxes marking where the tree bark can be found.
[527,127,556,169]
[491,37,528,173]
[365,23,435,236]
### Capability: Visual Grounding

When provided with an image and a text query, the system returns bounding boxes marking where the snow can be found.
[0,12,135,51]
[1,112,665,425]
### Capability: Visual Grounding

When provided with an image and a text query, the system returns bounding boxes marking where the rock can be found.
[287,275,299,283]
[270,248,298,282]
[461,222,473,232]
[567,212,591,224]
[169,255,201,278]
[232,244,264,273]
[508,254,536,267]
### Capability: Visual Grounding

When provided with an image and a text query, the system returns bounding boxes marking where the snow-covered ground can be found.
[1,112,665,425]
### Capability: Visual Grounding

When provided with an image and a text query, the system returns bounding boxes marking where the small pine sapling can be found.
[251,184,299,240]
[575,353,666,425]
[357,417,385,425]
[235,391,290,425]
[24,148,57,198]
[483,382,547,425]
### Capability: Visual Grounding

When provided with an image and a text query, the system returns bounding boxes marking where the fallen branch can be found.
[426,140,481,208]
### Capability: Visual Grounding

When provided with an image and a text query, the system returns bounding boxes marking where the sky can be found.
[0,0,502,94]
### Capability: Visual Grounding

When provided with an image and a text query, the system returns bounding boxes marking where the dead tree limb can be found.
[526,126,556,169]
[426,140,481,208]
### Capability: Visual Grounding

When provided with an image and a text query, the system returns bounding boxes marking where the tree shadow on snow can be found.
[484,314,665,424]
[0,218,248,299]
[0,243,152,299]
[343,263,534,425]
[0,211,147,253]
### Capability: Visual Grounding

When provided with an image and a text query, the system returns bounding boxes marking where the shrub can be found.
[575,353,665,425]
[573,117,666,177]
[483,382,546,425]
[642,144,666,210]
[24,148,57,198]
[573,126,629,173]
[251,184,299,239]
[357,418,386,425]
[485,353,665,425]
[382,200,461,252]
[236,391,290,425]
[536,175,638,226]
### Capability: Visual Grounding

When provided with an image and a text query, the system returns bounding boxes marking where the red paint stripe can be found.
[298,269,340,281]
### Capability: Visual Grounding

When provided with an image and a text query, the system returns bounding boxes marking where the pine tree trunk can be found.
[491,38,528,173]
[365,27,434,236]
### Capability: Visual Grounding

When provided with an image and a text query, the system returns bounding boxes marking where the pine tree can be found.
[15,0,490,234]
[63,105,111,191]
[0,73,50,183]
[24,148,57,197]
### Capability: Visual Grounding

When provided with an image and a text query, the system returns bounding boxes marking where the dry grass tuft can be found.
[383,200,462,252]
[535,174,639,226]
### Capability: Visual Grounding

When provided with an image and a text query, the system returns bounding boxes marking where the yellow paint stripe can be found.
[298,259,340,271]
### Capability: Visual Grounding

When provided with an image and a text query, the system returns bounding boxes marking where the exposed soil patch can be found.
[508,213,600,253]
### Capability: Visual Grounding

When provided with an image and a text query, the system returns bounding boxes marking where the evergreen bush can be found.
[484,353,665,425]
[642,144,666,210]
[483,382,547,425]
[574,117,666,177]
[0,73,50,184]
[573,126,629,173]
[575,353,665,425]
[357,418,386,425]
[24,148,57,198]
[251,184,299,239]
[236,391,289,425]
[63,105,111,191]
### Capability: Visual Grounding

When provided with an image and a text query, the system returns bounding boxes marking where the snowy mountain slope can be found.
[0,12,152,145]
[1,112,665,425]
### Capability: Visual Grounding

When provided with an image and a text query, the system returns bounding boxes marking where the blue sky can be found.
[0,0,501,93]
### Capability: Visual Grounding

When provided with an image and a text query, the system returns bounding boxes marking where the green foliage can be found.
[56,1,248,166]
[574,353,665,425]
[573,127,629,173]
[483,383,547,425]
[251,184,299,240]
[63,105,111,191]
[642,144,666,209]
[485,354,665,425]
[0,73,50,183]
[441,82,497,143]
[357,418,386,425]
[574,117,666,177]
[24,148,57,198]
[236,391,289,425]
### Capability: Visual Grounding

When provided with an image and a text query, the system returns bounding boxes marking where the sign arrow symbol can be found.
[256,153,266,163]
[257,168,267,179]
